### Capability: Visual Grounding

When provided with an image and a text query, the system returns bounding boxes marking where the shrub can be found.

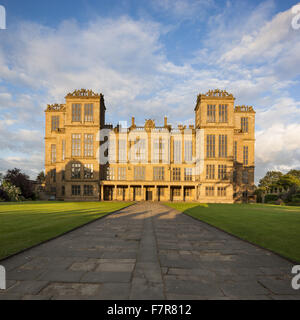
[275,199,285,206]
[291,196,300,203]
[264,194,278,203]
[0,188,9,201]
[1,181,21,201]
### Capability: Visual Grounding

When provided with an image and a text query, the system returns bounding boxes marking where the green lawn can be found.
[165,202,300,263]
[0,201,132,260]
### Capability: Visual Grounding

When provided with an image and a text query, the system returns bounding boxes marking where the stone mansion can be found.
[45,89,255,203]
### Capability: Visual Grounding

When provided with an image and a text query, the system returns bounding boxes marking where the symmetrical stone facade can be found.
[45,89,255,203]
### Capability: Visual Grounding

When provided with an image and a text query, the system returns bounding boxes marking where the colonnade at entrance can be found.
[100,184,198,202]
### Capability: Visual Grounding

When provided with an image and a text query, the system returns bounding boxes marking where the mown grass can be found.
[165,202,300,263]
[0,201,132,260]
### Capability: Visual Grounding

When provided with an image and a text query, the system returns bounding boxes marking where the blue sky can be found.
[0,0,300,182]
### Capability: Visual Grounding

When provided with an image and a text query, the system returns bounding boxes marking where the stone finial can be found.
[235,105,255,112]
[144,119,155,129]
[203,89,233,97]
[164,116,168,127]
[45,104,65,112]
[131,117,136,128]
[65,89,101,98]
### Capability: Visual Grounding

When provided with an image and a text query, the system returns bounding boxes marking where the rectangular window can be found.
[153,167,164,181]
[205,186,214,196]
[134,166,145,180]
[61,186,65,196]
[84,185,93,196]
[153,139,159,163]
[118,139,127,163]
[117,187,124,196]
[219,104,228,123]
[107,167,115,181]
[184,188,192,197]
[51,116,59,131]
[72,134,81,157]
[51,169,56,182]
[173,188,181,197]
[241,117,248,133]
[134,139,146,162]
[184,140,193,162]
[234,141,237,161]
[173,140,182,163]
[84,164,94,179]
[72,104,81,122]
[72,185,81,196]
[158,187,165,196]
[184,168,193,181]
[206,135,215,158]
[217,187,226,197]
[71,163,81,179]
[84,134,93,157]
[219,135,227,158]
[62,140,66,161]
[61,170,65,181]
[233,170,237,183]
[172,168,181,181]
[108,139,116,163]
[206,165,215,179]
[153,139,165,163]
[243,146,248,165]
[84,104,93,122]
[51,144,56,164]
[242,170,249,184]
[207,105,216,122]
[118,167,126,180]
[135,187,142,196]
[218,165,227,180]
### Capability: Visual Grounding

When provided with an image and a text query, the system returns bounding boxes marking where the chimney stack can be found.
[164,116,168,127]
[131,117,135,127]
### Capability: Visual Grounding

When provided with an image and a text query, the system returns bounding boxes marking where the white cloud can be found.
[0,154,44,179]
[151,0,215,20]
[255,121,300,183]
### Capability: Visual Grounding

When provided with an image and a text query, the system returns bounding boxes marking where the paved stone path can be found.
[0,202,299,300]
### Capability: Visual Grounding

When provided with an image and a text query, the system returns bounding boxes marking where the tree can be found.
[4,168,35,199]
[0,172,3,186]
[287,169,300,180]
[276,174,300,203]
[36,171,45,184]
[258,171,283,189]
[278,174,300,189]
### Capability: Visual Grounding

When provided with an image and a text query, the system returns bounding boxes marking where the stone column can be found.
[113,185,117,200]
[130,186,134,201]
[194,185,198,201]
[154,186,158,201]
[142,186,145,201]
[182,186,185,202]
[127,186,131,201]
[101,185,104,201]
